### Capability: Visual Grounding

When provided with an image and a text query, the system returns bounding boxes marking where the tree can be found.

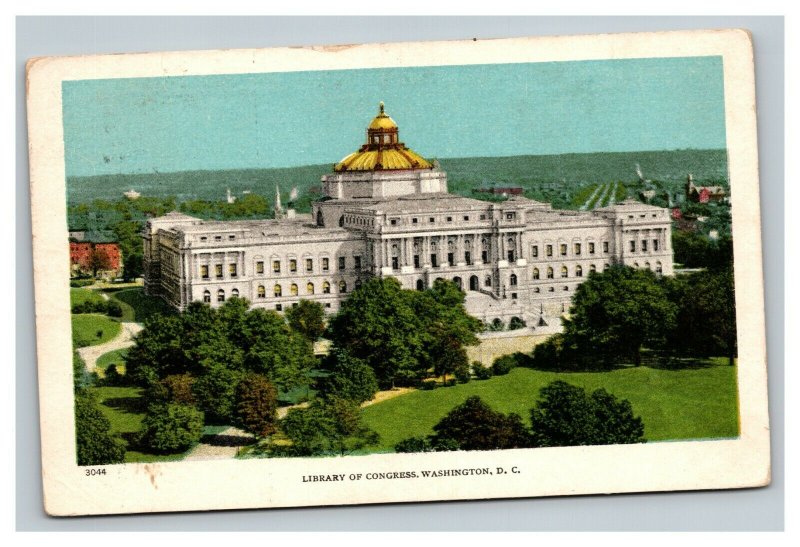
[280,398,379,456]
[529,381,645,447]
[429,396,530,451]
[317,348,379,404]
[75,391,125,465]
[564,265,678,367]
[87,247,112,277]
[234,373,279,437]
[508,316,527,330]
[139,403,204,453]
[161,374,196,405]
[191,364,242,423]
[285,300,326,342]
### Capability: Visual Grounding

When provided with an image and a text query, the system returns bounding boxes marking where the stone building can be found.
[143,103,673,328]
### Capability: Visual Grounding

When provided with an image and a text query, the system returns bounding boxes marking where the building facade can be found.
[69,233,122,279]
[143,104,674,327]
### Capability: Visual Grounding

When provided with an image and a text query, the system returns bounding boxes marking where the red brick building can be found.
[69,233,122,279]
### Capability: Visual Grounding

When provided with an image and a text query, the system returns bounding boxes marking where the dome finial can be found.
[379,101,385,115]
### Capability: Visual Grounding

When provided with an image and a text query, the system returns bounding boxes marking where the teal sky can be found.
[62,56,726,177]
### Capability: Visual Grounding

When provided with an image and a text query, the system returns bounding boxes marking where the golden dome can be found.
[334,102,433,172]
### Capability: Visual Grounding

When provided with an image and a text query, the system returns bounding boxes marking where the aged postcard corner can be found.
[27,28,769,517]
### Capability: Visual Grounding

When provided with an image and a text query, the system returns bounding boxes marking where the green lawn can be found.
[71,314,121,347]
[70,287,106,307]
[361,361,740,452]
[96,348,129,376]
[90,386,192,463]
[105,288,176,323]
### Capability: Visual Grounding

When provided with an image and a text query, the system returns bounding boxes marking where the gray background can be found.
[16,16,784,531]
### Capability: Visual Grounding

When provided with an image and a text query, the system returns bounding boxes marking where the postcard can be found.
[26,29,769,516]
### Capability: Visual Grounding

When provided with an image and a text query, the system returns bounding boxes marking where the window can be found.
[231,288,239,298]
[629,240,636,252]
[257,285,266,298]
[325,303,331,309]
[448,253,455,266]
[229,235,235,240]
[546,244,553,257]
[532,245,538,258]
[560,244,567,256]
[533,268,540,280]
[507,250,515,262]
[644,262,651,270]
[412,217,418,224]
[200,265,209,279]
[339,256,346,270]
[548,287,555,292]
[217,289,225,302]
[414,255,420,268]
[273,260,281,273]
[203,290,211,303]
[429,217,435,223]
[276,304,282,311]
[322,258,329,271]
[641,240,648,252]
[290,283,299,296]
[274,284,282,297]
[653,240,659,252]
[229,263,237,278]
[506,212,515,220]
[604,263,610,270]
[563,286,569,291]
[390,219,397,226]
[463,215,470,221]
[603,241,609,253]
[590,264,597,273]
[656,261,663,274]
[480,214,487,220]
[485,276,492,287]
[511,293,518,300]
[576,265,583,277]
[306,258,313,272]
[510,274,518,286]
[464,251,471,265]
[392,257,399,270]
[561,265,568,278]
[431,254,438,268]
[534,287,540,293]
[355,280,362,290]
[289,259,297,273]
[589,242,595,254]
[354,256,362,270]
[339,280,347,293]
[215,264,223,279]
[547,267,554,279]
[447,216,453,222]
[481,251,488,263]
[215,235,222,241]
[574,243,581,255]
[256,261,264,274]
[322,281,331,294]
[307,282,315,295]
[200,236,207,242]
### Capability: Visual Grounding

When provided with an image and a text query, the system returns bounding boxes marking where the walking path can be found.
[183,427,254,461]
[77,321,142,373]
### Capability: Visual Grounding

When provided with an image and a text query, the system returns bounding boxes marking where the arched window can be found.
[339,280,347,293]
[203,290,211,303]
[547,267,554,279]
[510,274,518,286]
[258,285,266,298]
[575,265,583,277]
[355,279,362,290]
[633,262,640,269]
[231,288,239,298]
[290,283,299,296]
[590,264,597,273]
[533,268,540,280]
[561,265,568,278]
[338,215,344,227]
[274,284,282,297]
[656,261,663,274]
[322,281,330,294]
[645,262,651,270]
[416,279,424,291]
[604,263,610,271]
[317,210,324,226]
[307,282,315,295]
[217,289,225,302]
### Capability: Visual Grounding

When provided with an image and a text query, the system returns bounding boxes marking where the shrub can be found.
[529,381,645,447]
[430,396,531,451]
[103,364,123,386]
[161,374,196,405]
[234,373,278,437]
[106,300,124,318]
[394,436,433,453]
[491,354,517,376]
[472,362,493,380]
[487,318,505,332]
[454,361,471,384]
[70,278,95,288]
[139,403,204,453]
[317,348,379,404]
[74,391,125,465]
[508,316,527,330]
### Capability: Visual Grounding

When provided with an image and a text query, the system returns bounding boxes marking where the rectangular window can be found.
[448,252,454,266]
[574,243,581,255]
[354,256,362,270]
[546,245,553,257]
[429,217,435,223]
[322,258,329,271]
[272,260,281,273]
[276,304,282,311]
[480,214,487,220]
[431,254,438,268]
[506,213,515,220]
[412,217,418,224]
[481,250,488,263]
[446,216,453,222]
[339,256,346,270]
[229,263,237,278]
[215,235,222,241]
[532,245,538,258]
[306,258,313,272]
[641,240,648,252]
[603,241,609,253]
[560,244,567,256]
[507,250,515,262]
[465,251,471,265]
[256,261,264,274]
[414,255,420,268]
[589,242,595,254]
[215,264,223,278]
[653,240,659,251]
[390,219,397,226]
[463,215,470,221]
[392,257,399,270]
[629,240,636,252]
[200,265,209,279]
[200,236,207,242]
[511,292,517,300]
[228,235,235,240]
[289,259,297,272]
